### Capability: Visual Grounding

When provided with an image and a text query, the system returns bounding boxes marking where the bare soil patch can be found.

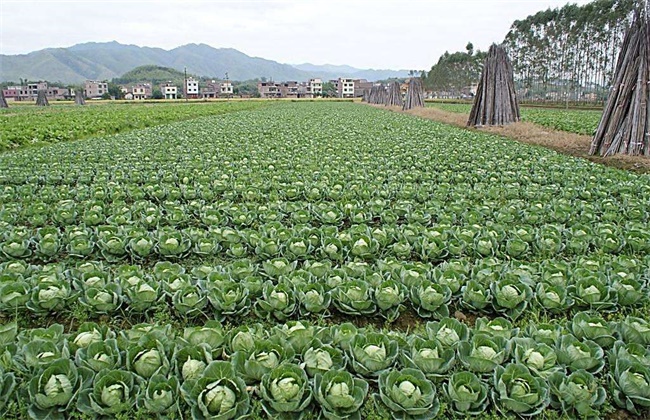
[374,104,650,174]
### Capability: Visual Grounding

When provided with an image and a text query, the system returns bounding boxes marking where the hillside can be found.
[0,42,316,83]
[293,63,411,81]
[112,65,190,85]
[0,41,409,84]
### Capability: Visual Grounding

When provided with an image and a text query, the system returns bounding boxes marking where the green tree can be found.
[152,89,164,100]
[107,83,123,100]
[322,82,337,98]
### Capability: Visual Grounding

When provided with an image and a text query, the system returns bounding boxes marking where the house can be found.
[185,77,199,99]
[202,80,233,98]
[85,80,108,99]
[161,83,177,100]
[131,83,152,100]
[309,78,323,96]
[220,81,233,96]
[257,81,282,98]
[280,81,299,98]
[354,79,373,98]
[3,82,69,101]
[337,78,355,98]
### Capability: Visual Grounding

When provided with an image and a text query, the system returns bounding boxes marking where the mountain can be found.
[0,42,315,84]
[293,63,411,81]
[293,63,360,75]
[0,41,407,84]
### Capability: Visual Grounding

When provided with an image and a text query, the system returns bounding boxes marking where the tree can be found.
[101,92,111,100]
[322,82,337,98]
[466,42,474,56]
[152,89,164,99]
[107,83,123,100]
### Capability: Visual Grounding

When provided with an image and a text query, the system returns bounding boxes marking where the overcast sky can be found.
[1,0,592,70]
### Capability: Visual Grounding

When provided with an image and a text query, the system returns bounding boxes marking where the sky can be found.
[0,0,593,70]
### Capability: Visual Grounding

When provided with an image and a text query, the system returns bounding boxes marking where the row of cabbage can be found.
[1,255,647,321]
[3,194,648,228]
[2,220,649,266]
[0,101,266,151]
[0,317,648,419]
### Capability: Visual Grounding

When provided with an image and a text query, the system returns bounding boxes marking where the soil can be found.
[373,104,650,174]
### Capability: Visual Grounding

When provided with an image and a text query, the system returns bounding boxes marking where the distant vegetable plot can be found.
[427,102,602,135]
[0,102,649,419]
[0,101,267,151]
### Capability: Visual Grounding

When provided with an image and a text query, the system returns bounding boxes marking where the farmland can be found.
[427,102,603,135]
[0,101,267,151]
[0,102,649,419]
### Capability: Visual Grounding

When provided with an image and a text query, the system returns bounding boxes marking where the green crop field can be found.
[0,101,267,151]
[0,102,649,419]
[427,103,603,135]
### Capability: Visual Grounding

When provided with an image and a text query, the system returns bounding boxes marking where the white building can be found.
[338,78,354,98]
[161,83,178,100]
[185,78,199,98]
[220,81,233,95]
[309,78,323,96]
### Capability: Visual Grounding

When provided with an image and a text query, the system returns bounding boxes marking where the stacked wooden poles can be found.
[0,90,7,108]
[590,7,650,156]
[362,89,369,102]
[402,78,424,110]
[467,44,520,126]
[367,85,387,104]
[36,90,49,106]
[385,81,403,107]
[75,89,86,106]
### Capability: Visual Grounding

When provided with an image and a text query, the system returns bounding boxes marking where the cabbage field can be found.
[0,102,649,419]
[0,101,266,151]
[427,103,602,135]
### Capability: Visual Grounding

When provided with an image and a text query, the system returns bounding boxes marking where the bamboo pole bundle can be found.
[368,85,386,104]
[402,78,424,110]
[385,81,403,107]
[36,90,49,106]
[468,44,520,126]
[0,89,8,108]
[75,89,86,106]
[362,89,369,102]
[590,7,650,157]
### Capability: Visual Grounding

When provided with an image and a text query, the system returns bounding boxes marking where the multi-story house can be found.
[257,81,282,98]
[185,77,199,99]
[85,80,108,99]
[354,79,373,98]
[161,83,178,100]
[202,80,233,98]
[131,83,152,100]
[336,78,355,98]
[220,81,233,96]
[3,82,69,101]
[280,81,299,98]
[309,78,323,96]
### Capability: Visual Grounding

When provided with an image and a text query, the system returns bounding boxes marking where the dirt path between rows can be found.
[373,104,650,174]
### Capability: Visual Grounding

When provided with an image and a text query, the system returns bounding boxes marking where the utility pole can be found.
[225,72,230,100]
[184,67,188,102]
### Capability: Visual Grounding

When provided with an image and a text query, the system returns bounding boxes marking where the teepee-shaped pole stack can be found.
[368,85,385,104]
[0,89,8,108]
[590,5,650,157]
[402,78,424,110]
[385,81,403,107]
[36,90,49,106]
[468,44,520,126]
[75,89,86,106]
